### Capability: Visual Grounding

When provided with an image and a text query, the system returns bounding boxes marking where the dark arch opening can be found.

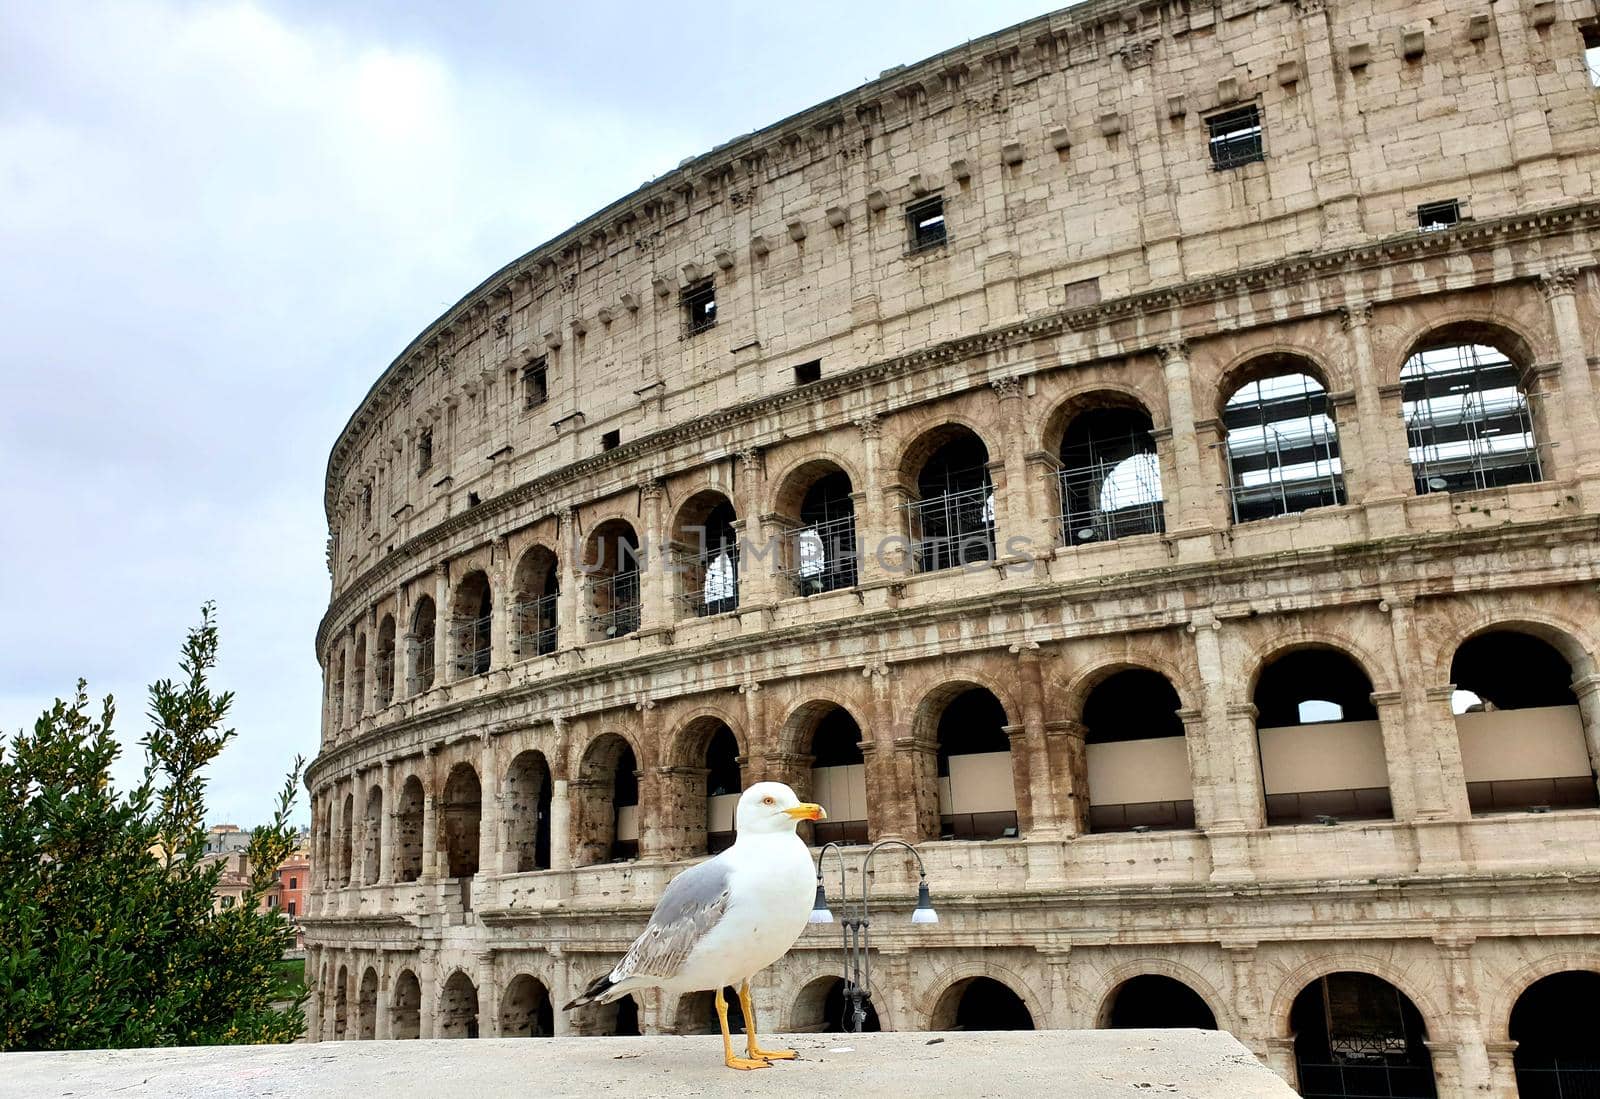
[442,764,482,888]
[1058,404,1165,545]
[704,724,742,854]
[512,546,560,658]
[1289,973,1436,1098]
[357,967,378,1040]
[438,971,480,1039]
[1254,648,1391,826]
[933,977,1034,1031]
[1222,368,1345,524]
[1083,669,1194,833]
[409,596,436,695]
[450,570,492,678]
[1401,338,1542,495]
[935,688,1016,841]
[1511,971,1600,1096]
[361,784,382,885]
[500,974,555,1038]
[1452,631,1596,814]
[676,495,740,618]
[583,519,641,640]
[338,793,354,886]
[333,965,349,1040]
[575,734,638,865]
[809,706,867,845]
[792,976,883,1033]
[395,775,424,883]
[391,969,421,1040]
[910,429,994,572]
[375,614,396,707]
[506,751,553,872]
[791,470,858,596]
[351,635,367,718]
[1104,974,1217,1029]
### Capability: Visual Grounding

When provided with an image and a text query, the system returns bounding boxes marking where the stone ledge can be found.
[3,1030,1292,1098]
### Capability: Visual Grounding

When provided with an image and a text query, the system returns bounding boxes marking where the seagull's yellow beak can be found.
[784,803,826,821]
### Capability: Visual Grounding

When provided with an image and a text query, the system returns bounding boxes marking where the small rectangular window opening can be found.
[683,279,717,335]
[907,196,947,252]
[1584,25,1600,87]
[467,491,480,508]
[360,486,372,527]
[1207,105,1264,170]
[522,357,548,409]
[418,428,433,475]
[1417,199,1461,232]
[793,359,822,386]
[601,429,621,451]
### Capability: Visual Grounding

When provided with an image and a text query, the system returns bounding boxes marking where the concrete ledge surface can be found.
[0,1029,1296,1098]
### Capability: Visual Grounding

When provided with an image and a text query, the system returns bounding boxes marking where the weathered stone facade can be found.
[306,1,1600,1093]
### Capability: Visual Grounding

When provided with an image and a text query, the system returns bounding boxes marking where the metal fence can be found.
[450,613,492,678]
[512,594,559,657]
[680,545,739,617]
[906,485,995,572]
[587,573,641,639]
[782,514,858,596]
[1056,451,1165,546]
[1401,344,1542,494]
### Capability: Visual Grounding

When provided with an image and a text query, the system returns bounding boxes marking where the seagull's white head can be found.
[734,781,826,836]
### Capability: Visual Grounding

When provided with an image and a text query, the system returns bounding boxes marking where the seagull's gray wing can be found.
[610,855,734,983]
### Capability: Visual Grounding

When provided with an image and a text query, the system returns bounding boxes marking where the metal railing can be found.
[1516,1058,1600,1099]
[1056,453,1165,546]
[374,653,394,707]
[1295,1060,1437,1099]
[411,636,435,692]
[906,485,995,572]
[679,545,739,617]
[1224,421,1345,523]
[586,573,641,640]
[1401,347,1542,494]
[512,594,558,657]
[450,613,492,678]
[781,515,858,596]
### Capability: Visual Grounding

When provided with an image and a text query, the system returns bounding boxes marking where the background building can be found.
[305,1,1600,1094]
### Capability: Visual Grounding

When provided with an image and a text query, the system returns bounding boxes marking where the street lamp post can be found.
[809,839,939,1034]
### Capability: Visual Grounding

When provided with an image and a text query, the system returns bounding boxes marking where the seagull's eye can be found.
[762,796,775,805]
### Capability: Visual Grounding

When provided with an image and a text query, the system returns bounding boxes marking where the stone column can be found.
[417,953,437,1039]
[1386,598,1471,821]
[350,769,369,891]
[1040,949,1075,1028]
[379,761,396,885]
[735,450,774,608]
[477,952,500,1038]
[640,480,671,632]
[1484,1041,1520,1098]
[854,415,888,584]
[307,949,323,1042]
[1013,642,1057,835]
[1158,342,1214,533]
[1044,719,1088,837]
[1263,1037,1299,1092]
[479,735,501,878]
[1223,942,1269,1064]
[491,535,512,670]
[1542,269,1600,478]
[1340,302,1409,503]
[421,749,441,882]
[992,377,1031,559]
[1369,691,1420,823]
[558,507,581,649]
[433,563,452,683]
[549,778,572,872]
[1436,937,1491,1095]
[1572,673,1600,803]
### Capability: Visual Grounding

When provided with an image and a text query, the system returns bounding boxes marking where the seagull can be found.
[563,781,826,1070]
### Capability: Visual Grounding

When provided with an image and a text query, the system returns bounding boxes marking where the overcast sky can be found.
[0,0,1059,827]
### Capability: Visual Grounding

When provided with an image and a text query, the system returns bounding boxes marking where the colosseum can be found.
[304,1,1600,1094]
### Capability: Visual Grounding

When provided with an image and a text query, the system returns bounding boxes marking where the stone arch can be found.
[574,730,641,866]
[776,692,874,759]
[1267,954,1447,1044]
[910,672,1022,737]
[374,613,396,707]
[441,762,482,880]
[500,972,555,1037]
[671,489,740,618]
[408,595,436,695]
[1283,968,1440,1098]
[1039,383,1168,457]
[1429,611,1599,684]
[1213,345,1343,412]
[666,712,747,855]
[665,705,749,768]
[1076,665,1195,833]
[361,783,383,885]
[921,960,1045,1031]
[391,968,421,1039]
[1058,652,1198,720]
[1216,350,1346,524]
[357,966,378,1040]
[768,452,866,518]
[1487,953,1600,1042]
[438,968,480,1039]
[395,773,424,883]
[768,456,861,596]
[1091,958,1231,1031]
[449,569,493,679]
[780,697,871,844]
[1394,314,1545,385]
[579,516,642,640]
[504,749,553,873]
[338,791,354,886]
[891,417,998,486]
[511,543,560,658]
[790,973,885,1033]
[1244,630,1397,699]
[913,677,1021,842]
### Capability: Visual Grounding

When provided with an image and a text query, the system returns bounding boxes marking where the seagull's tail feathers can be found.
[565,970,647,1010]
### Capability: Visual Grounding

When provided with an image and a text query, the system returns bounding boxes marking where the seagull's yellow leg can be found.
[740,980,796,1061]
[716,986,770,1070]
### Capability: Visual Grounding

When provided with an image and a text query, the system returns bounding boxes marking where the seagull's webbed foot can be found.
[716,986,772,1071]
[739,981,797,1061]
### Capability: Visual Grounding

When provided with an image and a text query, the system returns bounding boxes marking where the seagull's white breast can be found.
[660,831,815,993]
